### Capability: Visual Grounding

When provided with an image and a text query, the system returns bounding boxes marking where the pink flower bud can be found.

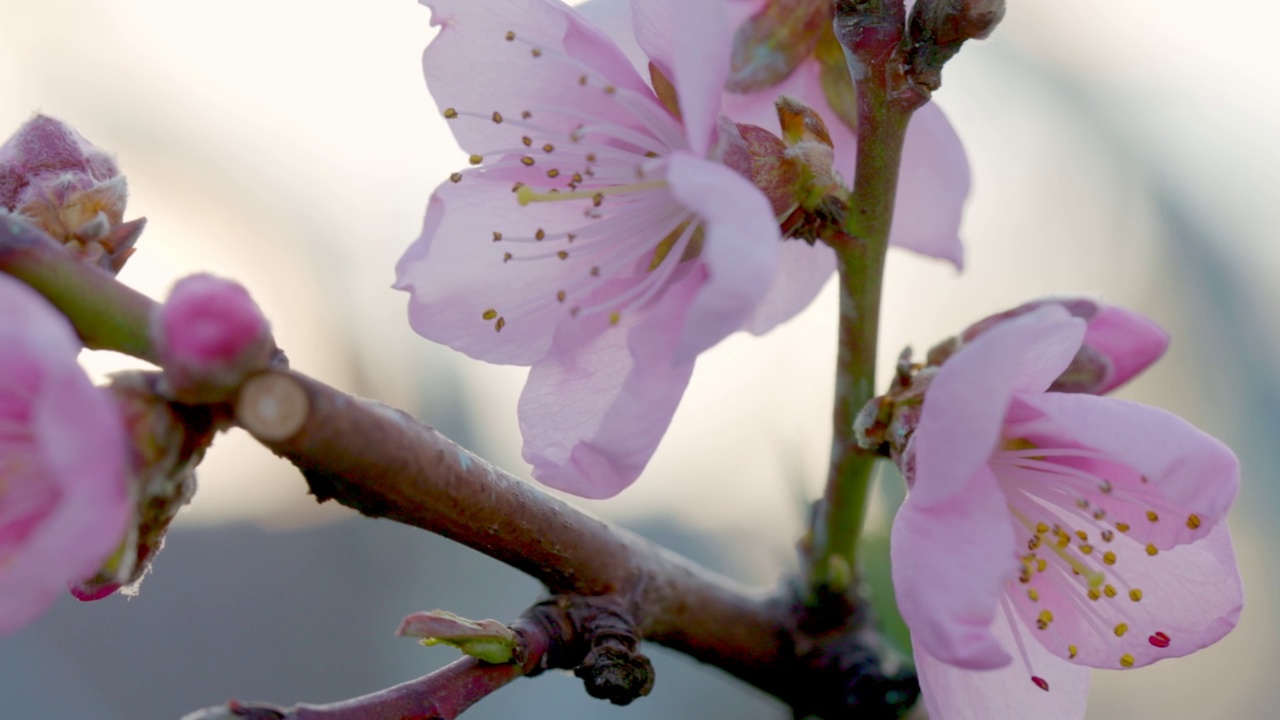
[0,274,129,634]
[0,114,142,273]
[153,274,274,403]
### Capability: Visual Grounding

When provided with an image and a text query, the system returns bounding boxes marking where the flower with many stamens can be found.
[396,0,785,497]
[578,0,971,279]
[889,305,1242,720]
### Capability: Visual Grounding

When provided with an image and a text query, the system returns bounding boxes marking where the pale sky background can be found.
[2,1,1278,718]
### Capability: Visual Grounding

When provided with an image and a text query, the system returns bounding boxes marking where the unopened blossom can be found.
[152,274,274,403]
[397,0,785,497]
[0,274,129,634]
[0,114,141,273]
[890,305,1241,720]
[578,0,972,285]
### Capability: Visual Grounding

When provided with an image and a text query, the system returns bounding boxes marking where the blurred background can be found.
[1,0,1276,718]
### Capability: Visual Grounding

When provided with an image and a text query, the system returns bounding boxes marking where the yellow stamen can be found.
[516,180,668,207]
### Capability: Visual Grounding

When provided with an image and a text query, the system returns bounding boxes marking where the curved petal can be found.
[665,152,780,364]
[912,306,1084,506]
[915,615,1090,720]
[1012,393,1239,540]
[892,102,969,269]
[397,171,596,366]
[421,0,657,158]
[1083,304,1169,394]
[892,464,1016,669]
[519,270,701,498]
[631,0,732,155]
[0,278,128,634]
[741,237,835,335]
[1010,521,1241,670]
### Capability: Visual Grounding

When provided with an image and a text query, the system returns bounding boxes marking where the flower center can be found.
[989,439,1211,688]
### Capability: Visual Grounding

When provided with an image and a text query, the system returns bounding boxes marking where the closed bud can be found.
[0,114,142,273]
[152,274,276,403]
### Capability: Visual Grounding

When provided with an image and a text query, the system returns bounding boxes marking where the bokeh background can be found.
[2,0,1277,718]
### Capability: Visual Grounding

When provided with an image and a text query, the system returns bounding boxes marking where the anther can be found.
[492,231,503,241]
[542,143,554,153]
[1187,514,1202,529]
[531,48,542,58]
[505,31,515,41]
[604,85,616,95]
[1115,522,1130,533]
[578,75,588,86]
[547,169,560,178]
[556,290,566,303]
[556,251,569,260]
[1080,543,1094,555]
[522,111,532,119]
[1068,645,1078,659]
[443,108,458,119]
[502,252,512,263]
[1119,654,1135,668]
[469,154,483,165]
[1114,623,1129,637]
[522,136,533,147]
[590,266,601,276]
[592,193,604,207]
[1075,530,1088,542]
[1093,508,1107,520]
[1145,544,1158,556]
[1103,551,1116,566]
[1087,589,1101,601]
[1149,631,1170,648]
[494,317,506,332]
[1103,584,1117,598]
[1101,530,1115,543]
[1099,480,1113,494]
[491,111,503,123]
[1028,589,1039,602]
[1036,610,1054,630]
[521,156,535,167]
[449,172,463,183]
[1146,510,1159,522]
[1129,588,1143,602]
[482,309,497,320]
[609,311,621,326]
[535,228,546,240]
[1036,522,1049,534]
[1032,676,1050,692]
[1028,536,1041,551]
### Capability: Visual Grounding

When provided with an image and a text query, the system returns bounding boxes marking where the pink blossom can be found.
[578,0,972,305]
[892,305,1242,720]
[396,0,784,497]
[153,274,273,403]
[0,274,129,635]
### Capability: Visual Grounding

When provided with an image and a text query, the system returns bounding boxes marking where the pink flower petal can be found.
[519,271,700,498]
[1008,521,1241,670]
[0,276,128,635]
[1012,393,1239,541]
[892,102,969,269]
[397,175,582,365]
[741,237,835,335]
[1083,304,1169,394]
[891,464,1016,669]
[420,0,657,159]
[664,152,780,364]
[912,306,1083,505]
[914,613,1090,720]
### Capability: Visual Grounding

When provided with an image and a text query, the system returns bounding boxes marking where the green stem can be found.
[0,215,158,362]
[808,21,913,595]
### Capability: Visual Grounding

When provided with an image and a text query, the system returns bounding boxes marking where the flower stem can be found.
[808,0,915,596]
